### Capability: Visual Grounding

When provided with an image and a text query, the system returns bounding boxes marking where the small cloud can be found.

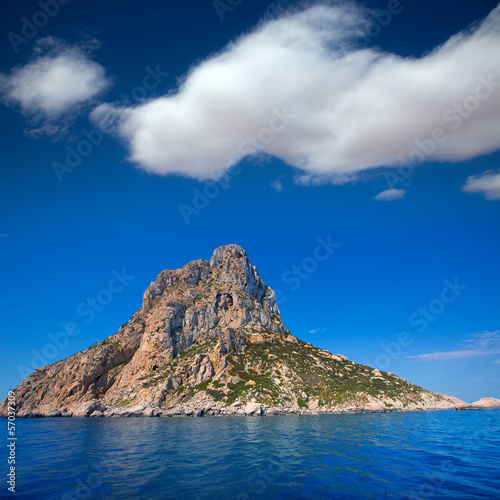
[493,359,500,364]
[463,330,500,348]
[294,172,359,187]
[407,349,500,361]
[462,171,500,200]
[309,327,328,334]
[269,178,284,192]
[408,330,500,361]
[373,188,406,201]
[0,37,111,136]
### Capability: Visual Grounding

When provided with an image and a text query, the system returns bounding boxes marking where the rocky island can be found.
[2,245,495,418]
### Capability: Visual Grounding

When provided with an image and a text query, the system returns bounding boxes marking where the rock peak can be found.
[209,244,265,300]
[209,244,248,268]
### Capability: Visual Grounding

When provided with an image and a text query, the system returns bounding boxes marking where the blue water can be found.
[1,409,499,499]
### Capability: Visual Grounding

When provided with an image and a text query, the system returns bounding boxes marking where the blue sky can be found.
[0,0,499,403]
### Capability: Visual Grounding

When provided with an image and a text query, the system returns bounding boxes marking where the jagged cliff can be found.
[1,245,464,417]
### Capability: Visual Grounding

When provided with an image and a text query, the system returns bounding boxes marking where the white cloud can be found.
[374,188,406,201]
[408,330,500,361]
[408,349,500,361]
[93,2,500,181]
[464,330,500,348]
[269,178,284,192]
[1,37,110,135]
[309,327,328,334]
[271,180,284,192]
[462,170,500,200]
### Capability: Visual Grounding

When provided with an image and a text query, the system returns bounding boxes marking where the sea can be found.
[2,409,499,499]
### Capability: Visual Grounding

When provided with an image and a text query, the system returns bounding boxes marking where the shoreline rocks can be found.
[7,397,498,419]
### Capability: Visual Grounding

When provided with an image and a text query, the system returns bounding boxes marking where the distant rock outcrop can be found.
[454,397,500,410]
[1,245,471,418]
[472,397,500,408]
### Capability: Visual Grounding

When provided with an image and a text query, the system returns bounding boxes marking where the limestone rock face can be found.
[0,244,471,417]
[244,402,263,416]
[73,401,106,418]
